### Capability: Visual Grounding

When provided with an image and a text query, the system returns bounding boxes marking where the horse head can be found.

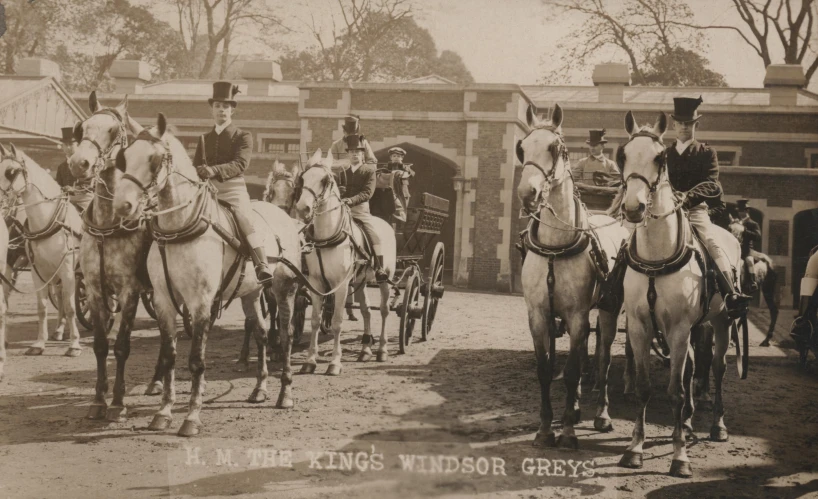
[264,156,302,213]
[113,113,178,220]
[0,143,27,198]
[70,91,131,181]
[619,110,668,223]
[295,148,338,222]
[729,215,745,241]
[515,103,568,214]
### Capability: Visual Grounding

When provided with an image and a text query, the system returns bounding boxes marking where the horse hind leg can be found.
[25,284,49,356]
[326,285,349,376]
[668,328,695,478]
[356,281,374,362]
[243,294,269,404]
[60,268,82,357]
[178,302,213,437]
[760,275,778,346]
[107,290,141,422]
[299,290,322,374]
[87,297,111,420]
[594,309,618,432]
[709,313,731,442]
[273,284,296,409]
[376,281,390,362]
[692,324,713,411]
[50,284,66,341]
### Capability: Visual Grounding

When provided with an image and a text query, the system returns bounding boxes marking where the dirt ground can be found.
[1,275,818,499]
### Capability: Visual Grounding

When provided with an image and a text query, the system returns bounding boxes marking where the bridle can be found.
[76,108,128,173]
[617,130,668,195]
[516,125,573,218]
[299,164,342,221]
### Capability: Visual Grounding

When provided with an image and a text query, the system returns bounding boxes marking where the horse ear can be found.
[515,139,524,164]
[0,143,8,157]
[73,121,83,143]
[625,111,636,136]
[525,103,537,127]
[9,143,20,160]
[156,113,167,137]
[125,114,144,136]
[324,149,334,169]
[115,149,126,172]
[654,111,667,137]
[116,94,129,113]
[308,148,322,166]
[551,103,563,128]
[89,91,99,114]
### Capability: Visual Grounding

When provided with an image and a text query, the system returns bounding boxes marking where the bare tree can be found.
[670,0,818,86]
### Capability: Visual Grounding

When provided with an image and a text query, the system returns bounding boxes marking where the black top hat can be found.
[586,129,608,145]
[208,81,240,107]
[344,134,367,151]
[736,198,750,210]
[60,127,74,145]
[671,96,703,122]
[343,115,360,135]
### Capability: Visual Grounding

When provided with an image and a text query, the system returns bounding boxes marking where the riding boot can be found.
[374,255,389,283]
[233,205,274,287]
[715,269,751,320]
[250,246,275,287]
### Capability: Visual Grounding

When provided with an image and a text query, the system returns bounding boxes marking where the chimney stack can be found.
[17,58,61,81]
[592,63,630,103]
[764,64,806,106]
[109,60,151,94]
[241,61,283,97]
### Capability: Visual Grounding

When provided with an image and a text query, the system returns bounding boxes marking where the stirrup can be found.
[725,292,751,319]
[255,264,274,286]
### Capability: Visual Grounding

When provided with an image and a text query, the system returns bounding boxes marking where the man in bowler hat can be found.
[55,126,93,211]
[735,198,761,293]
[193,81,274,286]
[571,129,619,185]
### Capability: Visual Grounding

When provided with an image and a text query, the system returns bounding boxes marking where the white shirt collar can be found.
[214,119,232,135]
[675,138,693,155]
[350,161,362,173]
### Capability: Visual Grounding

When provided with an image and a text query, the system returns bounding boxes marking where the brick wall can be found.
[362,121,468,156]
[721,172,818,207]
[471,92,512,113]
[98,99,299,122]
[768,220,790,256]
[303,89,343,109]
[352,91,463,113]
[304,118,339,153]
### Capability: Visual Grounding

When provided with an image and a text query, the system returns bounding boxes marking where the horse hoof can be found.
[247,388,268,404]
[532,432,557,448]
[623,392,637,404]
[50,332,65,341]
[558,434,579,450]
[619,450,643,469]
[759,339,771,347]
[376,350,389,362]
[64,348,82,358]
[357,350,372,362]
[234,362,249,373]
[325,364,342,376]
[106,405,127,422]
[25,347,44,356]
[144,381,163,396]
[710,426,729,442]
[276,392,294,409]
[594,417,613,432]
[148,414,173,431]
[683,424,694,441]
[669,459,693,478]
[87,403,107,420]
[300,363,317,374]
[178,419,201,437]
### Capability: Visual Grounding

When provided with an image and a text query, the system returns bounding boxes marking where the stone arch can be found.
[368,135,463,175]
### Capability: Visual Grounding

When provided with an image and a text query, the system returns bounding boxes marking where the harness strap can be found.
[157,242,186,319]
[546,255,561,338]
[647,276,671,358]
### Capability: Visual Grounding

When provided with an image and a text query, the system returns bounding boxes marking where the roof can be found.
[142,79,300,99]
[0,75,87,141]
[522,86,818,108]
[403,74,458,85]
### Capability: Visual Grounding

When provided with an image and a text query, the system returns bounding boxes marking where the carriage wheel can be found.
[293,289,309,343]
[421,242,445,340]
[141,289,158,320]
[399,272,422,354]
[74,274,93,331]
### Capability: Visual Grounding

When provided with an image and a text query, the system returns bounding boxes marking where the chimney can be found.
[592,63,630,103]
[241,61,283,97]
[764,64,806,106]
[17,58,61,81]
[109,60,151,94]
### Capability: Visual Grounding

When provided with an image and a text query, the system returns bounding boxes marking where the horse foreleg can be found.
[299,290,321,374]
[60,268,82,357]
[326,285,349,376]
[107,290,140,422]
[356,282,374,362]
[273,284,296,409]
[237,317,252,372]
[560,312,590,449]
[667,326,694,478]
[529,309,556,447]
[623,329,636,402]
[692,324,713,410]
[710,313,730,442]
[376,282,390,362]
[244,293,270,404]
[87,294,110,420]
[761,278,778,346]
[148,302,178,432]
[681,344,696,440]
[51,283,66,341]
[619,317,651,469]
[179,303,211,437]
[26,281,49,356]
[594,309,617,432]
[0,285,5,381]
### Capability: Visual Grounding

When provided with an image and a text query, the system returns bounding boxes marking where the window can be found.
[262,139,299,154]
[810,153,818,169]
[768,220,789,256]
[716,151,736,166]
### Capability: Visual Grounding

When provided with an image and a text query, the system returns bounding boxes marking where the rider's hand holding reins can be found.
[197,165,216,180]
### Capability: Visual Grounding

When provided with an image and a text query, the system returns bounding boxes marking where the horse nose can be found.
[624,202,646,222]
[297,204,311,220]
[118,201,132,216]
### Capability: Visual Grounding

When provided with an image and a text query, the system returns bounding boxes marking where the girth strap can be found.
[646,277,671,358]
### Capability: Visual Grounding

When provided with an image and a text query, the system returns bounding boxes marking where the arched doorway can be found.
[373,143,457,281]
[792,209,818,306]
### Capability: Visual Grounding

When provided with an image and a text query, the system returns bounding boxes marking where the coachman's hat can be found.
[586,129,608,145]
[60,127,74,145]
[208,81,240,107]
[344,134,367,151]
[342,115,360,135]
[388,147,406,156]
[671,96,703,122]
[736,198,750,210]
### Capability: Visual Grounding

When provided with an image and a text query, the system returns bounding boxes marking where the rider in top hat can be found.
[599,96,752,319]
[337,134,389,283]
[571,129,620,185]
[735,198,761,292]
[193,81,273,286]
[55,126,93,212]
[330,115,377,165]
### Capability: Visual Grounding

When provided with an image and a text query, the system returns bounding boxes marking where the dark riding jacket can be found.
[666,140,722,211]
[192,123,253,181]
[337,163,376,207]
[739,216,761,258]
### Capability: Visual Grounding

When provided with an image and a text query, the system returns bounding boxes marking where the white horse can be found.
[516,103,629,448]
[113,114,300,437]
[0,218,9,380]
[617,111,739,478]
[0,144,83,357]
[295,149,396,375]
